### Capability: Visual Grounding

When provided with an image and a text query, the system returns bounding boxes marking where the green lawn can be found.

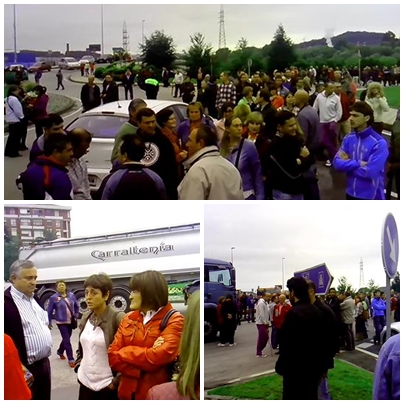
[207,359,373,400]
[357,85,400,109]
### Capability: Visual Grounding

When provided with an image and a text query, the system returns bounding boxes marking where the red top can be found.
[4,334,32,400]
[272,303,292,330]
[217,303,224,325]
[391,297,398,311]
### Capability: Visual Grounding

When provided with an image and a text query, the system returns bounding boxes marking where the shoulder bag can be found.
[63,297,78,330]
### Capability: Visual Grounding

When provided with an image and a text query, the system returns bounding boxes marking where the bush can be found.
[4,81,37,98]
[94,62,142,80]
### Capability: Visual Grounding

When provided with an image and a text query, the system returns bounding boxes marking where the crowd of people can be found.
[214,280,400,400]
[5,64,400,200]
[4,259,200,400]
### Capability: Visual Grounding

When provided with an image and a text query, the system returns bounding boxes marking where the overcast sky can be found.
[53,202,200,238]
[3,4,400,54]
[205,204,402,292]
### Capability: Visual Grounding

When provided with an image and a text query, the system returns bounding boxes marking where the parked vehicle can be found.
[28,61,52,73]
[381,321,400,344]
[19,223,200,316]
[59,57,80,70]
[79,55,95,64]
[203,258,237,341]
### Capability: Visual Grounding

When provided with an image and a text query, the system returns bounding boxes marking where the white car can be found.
[381,321,400,344]
[59,57,80,70]
[79,55,95,64]
[65,100,191,191]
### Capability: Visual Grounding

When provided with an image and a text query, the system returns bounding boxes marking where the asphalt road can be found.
[4,71,397,200]
[204,319,381,391]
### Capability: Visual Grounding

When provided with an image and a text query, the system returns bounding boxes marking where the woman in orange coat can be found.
[108,270,184,400]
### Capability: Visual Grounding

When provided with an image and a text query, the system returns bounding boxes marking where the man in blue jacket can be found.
[333,101,388,199]
[371,290,387,344]
[373,334,400,399]
[18,133,73,199]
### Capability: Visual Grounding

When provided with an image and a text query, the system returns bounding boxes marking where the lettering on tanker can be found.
[91,242,175,261]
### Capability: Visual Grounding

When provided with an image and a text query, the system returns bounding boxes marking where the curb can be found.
[4,94,76,134]
[68,74,104,85]
[204,393,239,400]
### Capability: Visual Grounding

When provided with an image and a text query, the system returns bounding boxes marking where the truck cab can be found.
[204,258,236,341]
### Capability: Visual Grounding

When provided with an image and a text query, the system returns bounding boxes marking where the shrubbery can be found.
[4,81,37,98]
[94,62,142,81]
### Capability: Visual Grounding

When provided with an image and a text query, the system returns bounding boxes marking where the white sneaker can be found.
[325,160,332,167]
[229,343,236,347]
[217,343,226,347]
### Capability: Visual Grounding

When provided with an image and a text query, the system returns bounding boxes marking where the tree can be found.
[391,272,400,293]
[4,236,21,281]
[264,24,297,73]
[336,276,354,295]
[34,229,59,244]
[236,38,248,51]
[366,279,380,295]
[140,30,177,70]
[184,33,213,78]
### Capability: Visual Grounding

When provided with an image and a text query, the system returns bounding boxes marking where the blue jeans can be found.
[318,373,331,399]
[273,190,304,200]
[57,324,74,361]
[373,315,385,343]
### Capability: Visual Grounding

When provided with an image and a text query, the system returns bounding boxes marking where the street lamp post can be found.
[231,247,235,263]
[282,258,285,291]
[13,5,17,63]
[101,5,104,56]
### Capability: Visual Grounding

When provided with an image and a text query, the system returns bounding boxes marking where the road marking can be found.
[227,368,276,384]
[356,342,374,349]
[4,97,82,139]
[355,347,379,359]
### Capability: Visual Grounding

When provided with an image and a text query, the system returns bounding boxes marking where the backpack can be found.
[160,309,182,381]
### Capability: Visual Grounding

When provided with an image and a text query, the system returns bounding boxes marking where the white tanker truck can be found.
[19,223,200,315]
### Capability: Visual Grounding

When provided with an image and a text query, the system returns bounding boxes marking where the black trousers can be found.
[27,357,51,400]
[124,86,133,100]
[56,80,65,90]
[220,323,236,344]
[174,84,181,97]
[343,323,355,350]
[386,168,400,200]
[78,380,118,400]
[283,375,319,400]
[5,122,23,156]
[34,120,45,138]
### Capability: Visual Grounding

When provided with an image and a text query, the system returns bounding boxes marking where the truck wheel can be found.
[40,292,55,312]
[75,290,88,317]
[204,317,217,342]
[109,288,130,313]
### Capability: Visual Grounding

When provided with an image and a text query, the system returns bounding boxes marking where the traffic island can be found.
[205,359,374,400]
[4,93,75,133]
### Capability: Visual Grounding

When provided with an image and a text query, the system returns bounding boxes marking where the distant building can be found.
[4,204,72,246]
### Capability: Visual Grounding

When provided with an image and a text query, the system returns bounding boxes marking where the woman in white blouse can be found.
[74,274,124,400]
[365,82,390,134]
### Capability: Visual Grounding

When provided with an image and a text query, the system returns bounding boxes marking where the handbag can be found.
[63,297,78,330]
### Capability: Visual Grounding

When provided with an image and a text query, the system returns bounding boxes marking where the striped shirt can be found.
[10,286,53,364]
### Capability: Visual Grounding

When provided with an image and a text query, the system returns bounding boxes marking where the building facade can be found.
[4,204,71,245]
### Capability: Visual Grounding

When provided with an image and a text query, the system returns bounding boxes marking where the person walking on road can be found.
[218,294,238,347]
[47,280,79,368]
[121,69,135,100]
[372,290,387,345]
[32,85,49,139]
[372,334,400,400]
[34,69,42,84]
[340,292,355,351]
[256,291,270,358]
[4,260,53,400]
[272,294,291,354]
[247,294,255,323]
[74,273,125,400]
[56,69,65,90]
[80,76,101,113]
[173,70,184,98]
[275,277,324,400]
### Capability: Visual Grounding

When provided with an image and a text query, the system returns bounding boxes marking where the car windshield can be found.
[65,58,77,62]
[67,115,128,139]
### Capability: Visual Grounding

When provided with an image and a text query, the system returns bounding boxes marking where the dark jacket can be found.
[313,297,338,371]
[47,292,79,324]
[260,103,278,140]
[74,306,125,387]
[121,73,135,87]
[102,81,119,104]
[137,128,180,200]
[326,296,342,322]
[97,163,167,200]
[297,105,321,155]
[4,287,43,367]
[221,299,238,327]
[80,83,101,112]
[19,156,72,200]
[181,82,195,103]
[29,136,44,162]
[275,299,324,379]
[268,134,313,195]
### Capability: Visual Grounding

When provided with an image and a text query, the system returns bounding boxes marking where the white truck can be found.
[19,223,200,315]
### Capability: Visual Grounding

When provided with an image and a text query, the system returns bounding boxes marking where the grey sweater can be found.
[340,296,355,324]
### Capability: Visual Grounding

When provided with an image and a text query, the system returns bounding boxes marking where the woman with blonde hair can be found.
[365,82,390,134]
[146,290,200,400]
[233,103,251,126]
[244,111,264,143]
[220,115,264,200]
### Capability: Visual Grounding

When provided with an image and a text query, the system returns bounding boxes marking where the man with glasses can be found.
[4,260,53,400]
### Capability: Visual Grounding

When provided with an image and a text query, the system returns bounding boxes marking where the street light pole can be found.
[13,5,17,63]
[282,258,285,291]
[101,5,104,56]
[231,247,235,263]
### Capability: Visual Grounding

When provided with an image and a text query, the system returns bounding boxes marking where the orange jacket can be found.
[108,303,184,400]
